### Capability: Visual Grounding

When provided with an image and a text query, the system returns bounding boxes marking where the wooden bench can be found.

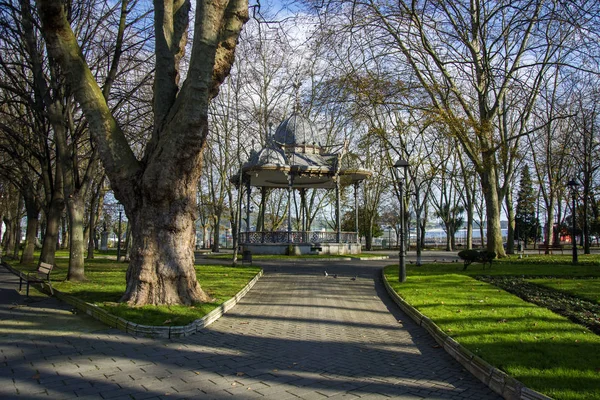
[19,262,54,296]
[537,244,564,254]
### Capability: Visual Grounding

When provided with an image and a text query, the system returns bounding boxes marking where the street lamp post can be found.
[116,203,123,262]
[567,178,579,265]
[393,159,409,282]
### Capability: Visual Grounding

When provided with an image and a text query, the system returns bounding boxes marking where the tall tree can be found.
[515,165,538,247]
[37,0,249,305]
[313,0,595,257]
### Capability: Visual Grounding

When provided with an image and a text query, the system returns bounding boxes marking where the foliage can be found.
[435,203,464,237]
[341,207,383,238]
[384,262,600,400]
[515,165,539,244]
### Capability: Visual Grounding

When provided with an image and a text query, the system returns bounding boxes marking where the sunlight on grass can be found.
[205,253,380,260]
[384,263,600,400]
[45,260,261,327]
[529,278,600,304]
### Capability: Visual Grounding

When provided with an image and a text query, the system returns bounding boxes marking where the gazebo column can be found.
[300,188,306,240]
[354,182,359,243]
[336,176,341,243]
[246,180,252,233]
[287,173,294,243]
[259,186,267,243]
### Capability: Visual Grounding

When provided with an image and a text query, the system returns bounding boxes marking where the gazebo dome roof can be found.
[232,114,371,189]
[273,113,319,146]
[254,147,286,167]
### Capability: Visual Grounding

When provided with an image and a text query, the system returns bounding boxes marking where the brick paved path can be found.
[0,260,500,399]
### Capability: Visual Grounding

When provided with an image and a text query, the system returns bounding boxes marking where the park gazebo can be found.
[233,113,371,255]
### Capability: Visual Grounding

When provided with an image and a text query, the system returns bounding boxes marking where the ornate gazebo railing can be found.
[240,231,359,244]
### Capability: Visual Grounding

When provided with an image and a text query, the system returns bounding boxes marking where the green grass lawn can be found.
[384,260,600,400]
[15,254,261,327]
[528,278,600,304]
[205,253,382,260]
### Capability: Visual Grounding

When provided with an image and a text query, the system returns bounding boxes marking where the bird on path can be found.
[351,276,356,281]
[324,271,328,276]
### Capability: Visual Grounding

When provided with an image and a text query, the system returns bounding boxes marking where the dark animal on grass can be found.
[457,250,496,271]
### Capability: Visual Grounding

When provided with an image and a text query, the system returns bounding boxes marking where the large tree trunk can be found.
[21,193,40,264]
[480,165,506,257]
[3,217,13,257]
[38,0,248,305]
[88,178,105,259]
[121,192,211,305]
[40,192,64,265]
[11,195,23,260]
[66,196,86,281]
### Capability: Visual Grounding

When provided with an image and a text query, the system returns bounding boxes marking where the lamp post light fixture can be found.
[567,178,579,265]
[393,159,410,282]
[116,202,123,262]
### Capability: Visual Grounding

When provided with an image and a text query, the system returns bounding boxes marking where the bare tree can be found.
[571,78,600,254]
[36,0,249,305]
[312,0,596,256]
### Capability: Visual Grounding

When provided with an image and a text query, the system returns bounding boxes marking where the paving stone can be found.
[0,260,502,400]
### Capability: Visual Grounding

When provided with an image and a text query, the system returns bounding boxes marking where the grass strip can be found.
[529,278,600,304]
[384,264,600,400]
[478,276,600,335]
[205,253,382,260]
[15,257,261,327]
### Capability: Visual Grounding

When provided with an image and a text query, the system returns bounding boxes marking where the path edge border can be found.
[4,261,263,339]
[382,271,552,400]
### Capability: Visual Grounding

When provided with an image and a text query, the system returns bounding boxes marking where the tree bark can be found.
[21,192,40,264]
[66,196,86,280]
[37,0,249,305]
[10,196,23,260]
[3,217,13,258]
[87,180,100,259]
[40,186,64,265]
[480,163,506,257]
[122,196,212,305]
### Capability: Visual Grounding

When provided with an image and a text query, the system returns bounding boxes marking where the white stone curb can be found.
[52,269,263,339]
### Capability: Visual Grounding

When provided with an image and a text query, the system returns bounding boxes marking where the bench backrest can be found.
[37,262,53,279]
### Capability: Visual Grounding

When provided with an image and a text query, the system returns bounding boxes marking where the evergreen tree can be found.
[515,166,539,246]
